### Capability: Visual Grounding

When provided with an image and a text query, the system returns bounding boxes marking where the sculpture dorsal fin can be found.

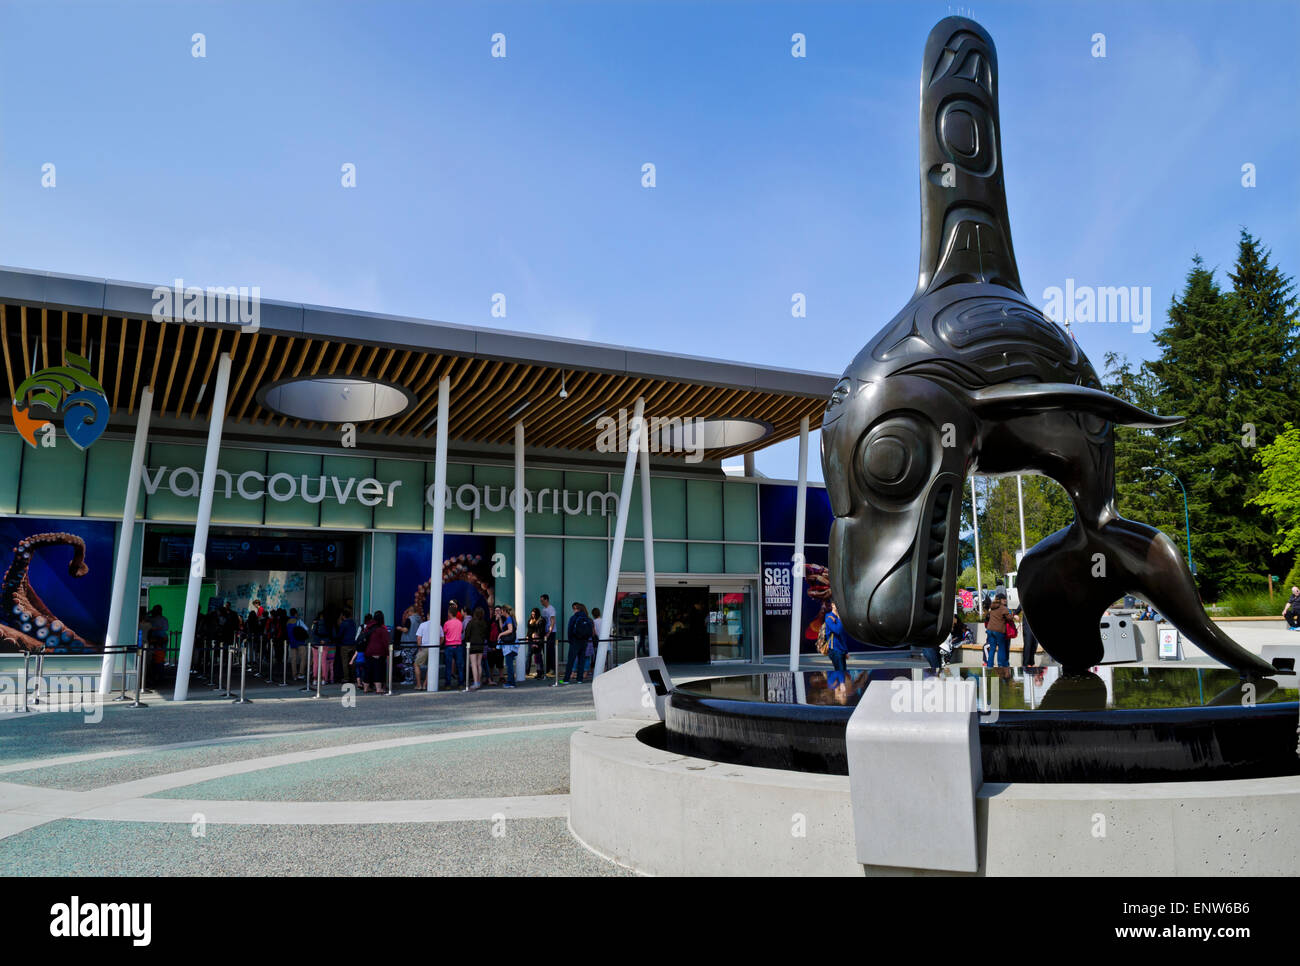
[915,17,1023,299]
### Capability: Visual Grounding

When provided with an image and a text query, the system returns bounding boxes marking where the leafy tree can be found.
[1253,423,1300,557]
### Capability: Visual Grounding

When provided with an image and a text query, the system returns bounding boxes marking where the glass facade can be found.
[1,428,838,663]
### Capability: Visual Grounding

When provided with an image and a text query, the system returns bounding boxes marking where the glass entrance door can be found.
[615,581,755,664]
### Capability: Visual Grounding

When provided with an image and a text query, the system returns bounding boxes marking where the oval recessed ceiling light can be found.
[256,377,414,423]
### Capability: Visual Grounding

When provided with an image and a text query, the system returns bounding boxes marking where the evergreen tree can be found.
[1102,352,1186,558]
[1147,235,1299,599]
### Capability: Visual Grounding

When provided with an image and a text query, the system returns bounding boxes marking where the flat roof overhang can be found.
[0,266,835,460]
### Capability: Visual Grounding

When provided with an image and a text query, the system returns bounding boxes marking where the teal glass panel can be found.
[320,455,375,529]
[723,482,759,541]
[18,441,86,517]
[524,468,564,535]
[142,442,206,522]
[211,448,267,526]
[564,539,608,622]
[525,537,564,614]
[725,543,760,574]
[424,462,474,533]
[565,471,611,536]
[83,439,136,518]
[686,480,723,540]
[651,477,686,539]
[373,458,425,531]
[263,451,323,527]
[689,542,725,573]
[0,433,21,513]
[619,538,644,573]
[473,464,515,535]
[370,532,397,619]
[494,537,516,609]
[654,540,687,573]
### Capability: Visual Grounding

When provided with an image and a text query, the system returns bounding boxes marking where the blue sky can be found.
[1,0,1295,480]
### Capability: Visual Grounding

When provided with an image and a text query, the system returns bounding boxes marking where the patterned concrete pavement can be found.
[0,676,632,876]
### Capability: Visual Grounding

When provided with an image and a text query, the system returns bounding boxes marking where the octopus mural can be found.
[1,532,94,653]
[407,553,496,624]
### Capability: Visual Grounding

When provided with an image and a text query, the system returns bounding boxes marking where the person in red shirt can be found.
[360,611,391,694]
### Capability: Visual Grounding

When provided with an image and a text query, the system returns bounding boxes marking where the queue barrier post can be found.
[17,651,30,714]
[111,644,132,702]
[127,645,148,709]
[31,653,44,705]
[280,639,288,687]
[233,640,252,704]
[314,644,324,699]
[385,643,393,696]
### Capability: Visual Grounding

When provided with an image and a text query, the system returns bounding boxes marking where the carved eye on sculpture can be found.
[857,419,930,498]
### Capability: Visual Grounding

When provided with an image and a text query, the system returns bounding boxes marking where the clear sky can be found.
[2,0,1295,480]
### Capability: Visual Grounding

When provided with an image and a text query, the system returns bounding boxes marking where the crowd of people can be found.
[183,592,609,693]
[406,594,605,689]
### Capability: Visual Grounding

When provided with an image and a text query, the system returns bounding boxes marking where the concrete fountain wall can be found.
[569,717,1300,877]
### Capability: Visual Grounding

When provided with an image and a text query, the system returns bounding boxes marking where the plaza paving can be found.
[0,675,632,876]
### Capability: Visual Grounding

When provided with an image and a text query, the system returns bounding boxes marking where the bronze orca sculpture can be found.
[820,16,1274,676]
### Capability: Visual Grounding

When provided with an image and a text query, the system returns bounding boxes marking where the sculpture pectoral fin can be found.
[971,383,1184,429]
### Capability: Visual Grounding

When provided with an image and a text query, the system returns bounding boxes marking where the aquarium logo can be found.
[11,354,111,450]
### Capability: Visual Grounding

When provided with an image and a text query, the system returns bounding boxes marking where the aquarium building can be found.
[0,266,845,696]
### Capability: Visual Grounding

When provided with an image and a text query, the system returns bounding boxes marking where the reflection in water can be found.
[1038,671,1108,711]
[678,667,1299,712]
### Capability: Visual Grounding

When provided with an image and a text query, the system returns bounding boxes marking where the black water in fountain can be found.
[660,667,1300,783]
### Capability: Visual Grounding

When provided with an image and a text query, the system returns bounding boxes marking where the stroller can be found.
[940,622,973,668]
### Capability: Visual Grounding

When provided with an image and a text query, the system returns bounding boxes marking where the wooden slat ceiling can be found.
[0,306,827,461]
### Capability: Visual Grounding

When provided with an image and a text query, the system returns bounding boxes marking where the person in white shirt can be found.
[413,610,432,690]
[587,607,604,681]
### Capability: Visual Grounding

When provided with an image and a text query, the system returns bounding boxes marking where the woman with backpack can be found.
[563,603,594,684]
[984,593,1013,668]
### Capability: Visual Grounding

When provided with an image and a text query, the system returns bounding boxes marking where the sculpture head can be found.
[821,372,972,646]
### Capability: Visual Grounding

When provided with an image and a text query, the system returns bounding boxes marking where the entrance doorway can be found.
[140,526,357,633]
[615,579,755,664]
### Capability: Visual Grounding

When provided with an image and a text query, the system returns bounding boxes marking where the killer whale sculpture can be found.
[820,16,1275,676]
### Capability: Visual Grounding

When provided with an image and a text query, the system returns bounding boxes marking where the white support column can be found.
[971,476,983,617]
[1015,474,1027,560]
[99,387,153,696]
[743,452,755,477]
[427,376,450,692]
[173,355,232,701]
[596,397,644,678]
[788,416,809,672]
[513,420,528,681]
[638,420,659,659]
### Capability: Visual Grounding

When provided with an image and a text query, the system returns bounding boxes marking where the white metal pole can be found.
[788,416,809,672]
[173,354,232,701]
[513,420,528,681]
[99,387,153,696]
[971,476,983,617]
[638,421,658,659]
[1015,474,1027,557]
[427,376,449,692]
[596,397,644,677]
